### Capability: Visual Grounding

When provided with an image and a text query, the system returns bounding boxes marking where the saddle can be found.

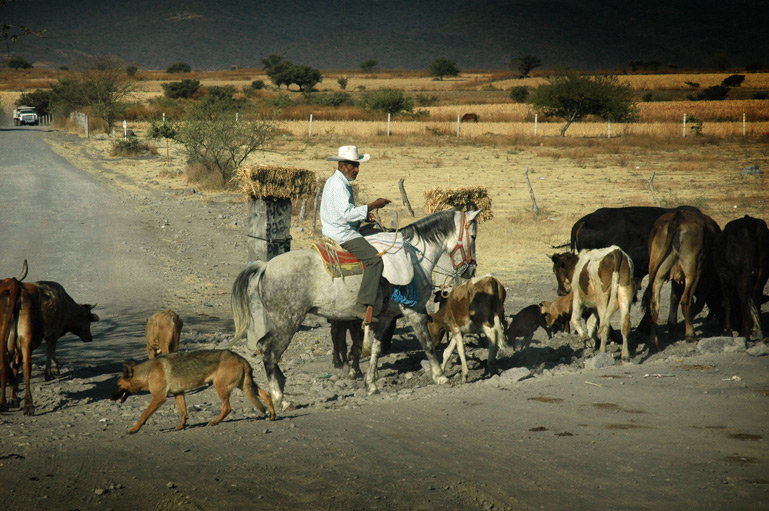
[312,232,415,286]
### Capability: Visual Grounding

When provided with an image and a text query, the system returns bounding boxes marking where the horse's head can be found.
[448,210,481,279]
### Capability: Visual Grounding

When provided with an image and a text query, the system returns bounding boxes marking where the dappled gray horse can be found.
[232,209,480,410]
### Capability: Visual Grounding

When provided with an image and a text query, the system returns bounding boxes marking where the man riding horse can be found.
[320,145,391,323]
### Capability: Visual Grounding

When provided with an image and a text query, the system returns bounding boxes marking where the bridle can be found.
[448,211,476,270]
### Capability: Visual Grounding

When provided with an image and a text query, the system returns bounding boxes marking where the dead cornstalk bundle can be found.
[237,164,317,200]
[423,186,493,222]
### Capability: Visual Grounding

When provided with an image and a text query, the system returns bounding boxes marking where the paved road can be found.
[0,123,168,368]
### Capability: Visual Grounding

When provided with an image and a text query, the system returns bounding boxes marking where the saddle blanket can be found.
[312,232,414,286]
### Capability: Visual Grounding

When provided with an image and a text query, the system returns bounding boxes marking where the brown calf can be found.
[539,292,573,333]
[506,304,550,350]
[13,281,99,415]
[552,247,635,361]
[0,260,28,411]
[146,310,183,359]
[428,275,508,381]
[642,210,721,350]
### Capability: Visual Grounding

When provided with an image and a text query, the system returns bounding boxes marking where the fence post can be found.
[84,114,89,139]
[743,113,746,136]
[247,198,292,264]
[123,120,127,141]
[387,113,391,136]
[456,114,460,137]
[534,113,538,136]
[682,113,686,138]
[162,112,166,123]
[309,113,313,137]
[607,118,611,138]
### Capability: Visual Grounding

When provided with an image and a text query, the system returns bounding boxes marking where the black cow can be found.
[715,215,769,340]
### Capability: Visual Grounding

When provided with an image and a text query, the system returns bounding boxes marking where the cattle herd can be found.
[0,205,767,429]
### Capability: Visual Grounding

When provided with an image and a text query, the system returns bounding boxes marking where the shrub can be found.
[126,65,138,77]
[687,115,703,136]
[509,86,529,103]
[358,88,414,115]
[7,56,32,69]
[687,85,729,101]
[359,59,378,73]
[250,80,265,90]
[162,79,201,99]
[110,137,154,157]
[166,62,191,73]
[752,91,768,100]
[337,77,348,90]
[415,94,438,106]
[305,92,353,107]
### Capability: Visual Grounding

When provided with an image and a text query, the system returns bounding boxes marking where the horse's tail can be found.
[231,262,267,342]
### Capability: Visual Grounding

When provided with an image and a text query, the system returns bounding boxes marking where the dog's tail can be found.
[231,262,268,342]
[241,361,276,420]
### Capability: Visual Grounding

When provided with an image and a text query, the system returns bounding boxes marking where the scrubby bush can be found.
[305,92,353,107]
[359,88,414,115]
[126,65,138,77]
[162,79,201,99]
[17,88,53,115]
[415,94,438,106]
[250,79,265,90]
[7,56,32,69]
[337,77,348,90]
[359,59,378,72]
[428,58,459,80]
[166,62,191,73]
[509,86,529,103]
[110,137,154,157]
[687,85,729,101]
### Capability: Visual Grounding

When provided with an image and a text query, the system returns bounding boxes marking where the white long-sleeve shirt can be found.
[320,170,368,244]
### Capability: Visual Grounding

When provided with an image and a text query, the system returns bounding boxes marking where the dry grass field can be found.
[2,68,768,288]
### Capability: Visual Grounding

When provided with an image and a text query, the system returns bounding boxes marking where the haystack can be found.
[237,164,317,201]
[423,186,493,222]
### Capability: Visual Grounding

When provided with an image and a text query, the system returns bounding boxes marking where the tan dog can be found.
[111,349,276,433]
[146,310,183,359]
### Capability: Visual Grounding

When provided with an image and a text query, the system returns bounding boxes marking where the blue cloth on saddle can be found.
[390,281,419,307]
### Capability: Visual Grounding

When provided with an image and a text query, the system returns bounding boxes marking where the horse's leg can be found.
[261,346,287,411]
[404,310,448,385]
[330,321,346,369]
[364,332,382,395]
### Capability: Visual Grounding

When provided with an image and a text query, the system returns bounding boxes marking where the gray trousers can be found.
[341,236,383,307]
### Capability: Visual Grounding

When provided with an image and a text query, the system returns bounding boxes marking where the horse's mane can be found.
[400,209,458,245]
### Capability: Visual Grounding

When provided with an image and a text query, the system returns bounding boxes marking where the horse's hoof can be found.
[280,401,293,412]
[367,386,380,396]
[22,405,34,416]
[435,375,449,385]
[685,335,698,343]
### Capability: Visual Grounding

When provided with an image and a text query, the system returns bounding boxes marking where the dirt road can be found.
[0,127,767,511]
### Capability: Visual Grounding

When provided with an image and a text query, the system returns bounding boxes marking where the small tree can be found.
[250,79,265,90]
[359,88,413,115]
[359,59,378,73]
[17,88,52,115]
[146,119,178,165]
[337,77,348,90]
[175,100,276,186]
[166,62,191,73]
[289,65,322,92]
[687,84,730,101]
[509,55,541,78]
[428,58,459,80]
[721,74,745,87]
[261,54,286,71]
[125,65,138,77]
[530,74,637,136]
[6,55,31,69]
[265,60,293,89]
[162,79,201,99]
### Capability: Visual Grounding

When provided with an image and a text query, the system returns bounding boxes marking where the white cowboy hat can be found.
[327,145,371,163]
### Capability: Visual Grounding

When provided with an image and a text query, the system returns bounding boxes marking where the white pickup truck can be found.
[13,106,39,126]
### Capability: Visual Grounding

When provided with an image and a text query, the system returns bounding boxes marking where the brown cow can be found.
[715,215,769,340]
[146,310,183,359]
[13,281,99,415]
[642,210,722,350]
[428,275,508,381]
[0,260,29,411]
[551,247,635,361]
[506,304,551,350]
[460,113,479,123]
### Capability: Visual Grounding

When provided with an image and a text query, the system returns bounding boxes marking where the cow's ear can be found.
[90,313,100,322]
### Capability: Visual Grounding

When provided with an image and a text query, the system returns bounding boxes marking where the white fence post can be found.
[743,113,746,136]
[387,113,391,136]
[123,120,127,140]
[534,114,538,136]
[682,113,687,138]
[456,114,460,137]
[607,118,611,138]
[309,113,313,137]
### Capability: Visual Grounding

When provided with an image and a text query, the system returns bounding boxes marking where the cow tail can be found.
[642,213,680,316]
[231,263,267,342]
